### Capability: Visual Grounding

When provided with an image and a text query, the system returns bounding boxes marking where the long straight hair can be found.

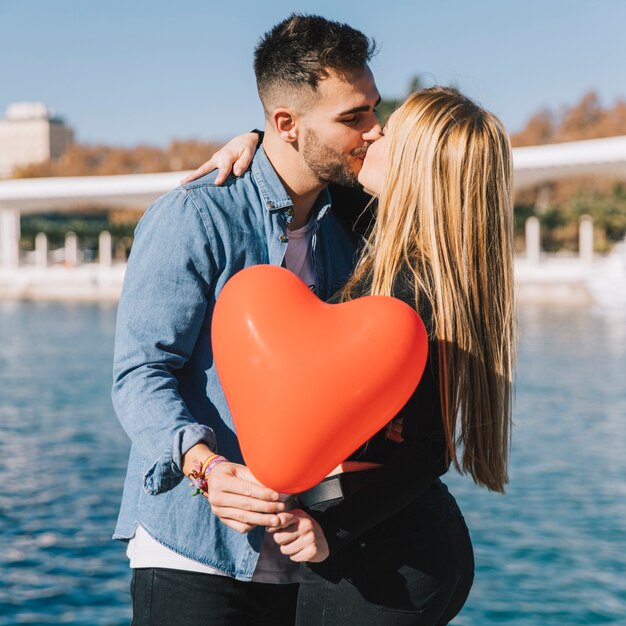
[343,87,515,492]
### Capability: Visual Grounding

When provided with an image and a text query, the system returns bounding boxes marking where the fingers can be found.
[205,462,287,533]
[210,505,282,529]
[266,512,297,533]
[271,511,312,546]
[213,159,231,186]
[232,147,253,177]
[269,510,329,562]
[180,145,253,185]
[180,160,215,184]
[277,534,312,557]
[230,466,282,501]
[179,151,236,186]
[210,465,280,502]
[220,519,257,534]
[276,530,324,563]
[288,546,325,563]
[209,491,286,515]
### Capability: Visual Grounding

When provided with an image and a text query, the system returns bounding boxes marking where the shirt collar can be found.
[251,146,332,221]
[251,146,293,211]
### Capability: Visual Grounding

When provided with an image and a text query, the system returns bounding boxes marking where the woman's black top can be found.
[309,267,449,555]
[327,183,375,238]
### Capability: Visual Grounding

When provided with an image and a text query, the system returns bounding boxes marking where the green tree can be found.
[375,75,425,125]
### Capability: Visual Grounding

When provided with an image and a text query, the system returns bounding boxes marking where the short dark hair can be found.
[254,14,377,109]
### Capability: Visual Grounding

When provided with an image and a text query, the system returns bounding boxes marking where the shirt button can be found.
[267,201,274,209]
[279,234,288,243]
[287,208,295,218]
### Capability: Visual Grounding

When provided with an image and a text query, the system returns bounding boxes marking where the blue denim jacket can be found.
[112,146,357,581]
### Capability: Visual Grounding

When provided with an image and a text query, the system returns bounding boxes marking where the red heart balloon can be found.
[212,265,429,493]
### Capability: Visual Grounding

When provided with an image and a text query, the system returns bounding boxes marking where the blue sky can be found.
[1,0,624,146]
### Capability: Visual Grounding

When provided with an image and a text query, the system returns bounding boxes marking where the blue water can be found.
[0,302,625,625]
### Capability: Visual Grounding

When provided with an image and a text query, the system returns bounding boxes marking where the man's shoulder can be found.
[176,168,263,217]
[135,176,242,241]
[179,168,251,195]
[138,166,255,222]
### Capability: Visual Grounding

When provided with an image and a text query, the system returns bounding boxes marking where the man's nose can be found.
[362,122,383,143]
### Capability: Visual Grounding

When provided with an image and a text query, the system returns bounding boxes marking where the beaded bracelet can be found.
[189,455,228,496]
[191,455,228,495]
[200,454,221,475]
[189,454,228,496]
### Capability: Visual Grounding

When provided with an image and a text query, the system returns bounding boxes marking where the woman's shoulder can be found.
[391,268,435,337]
[390,268,415,305]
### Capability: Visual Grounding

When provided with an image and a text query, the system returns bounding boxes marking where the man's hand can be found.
[268,509,329,563]
[206,462,286,533]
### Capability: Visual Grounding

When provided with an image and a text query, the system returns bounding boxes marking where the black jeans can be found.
[130,568,298,626]
[296,480,474,625]
[131,483,472,626]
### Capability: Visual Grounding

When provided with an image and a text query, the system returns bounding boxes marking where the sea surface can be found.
[0,301,624,625]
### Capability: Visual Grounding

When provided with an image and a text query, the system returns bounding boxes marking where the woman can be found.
[187,86,515,625]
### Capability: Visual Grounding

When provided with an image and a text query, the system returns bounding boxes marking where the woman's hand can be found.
[268,509,330,563]
[180,132,260,185]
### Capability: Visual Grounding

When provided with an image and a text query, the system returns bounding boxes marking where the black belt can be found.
[297,468,383,512]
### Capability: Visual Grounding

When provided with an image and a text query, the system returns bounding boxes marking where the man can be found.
[112,14,381,625]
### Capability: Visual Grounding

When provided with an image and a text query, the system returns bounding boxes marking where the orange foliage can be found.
[511,91,626,147]
[12,140,220,178]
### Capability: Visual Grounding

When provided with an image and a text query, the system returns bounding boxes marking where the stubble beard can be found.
[302,129,367,188]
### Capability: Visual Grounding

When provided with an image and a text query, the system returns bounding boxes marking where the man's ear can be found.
[271,108,298,143]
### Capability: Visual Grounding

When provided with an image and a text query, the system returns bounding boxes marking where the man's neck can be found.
[263,134,326,231]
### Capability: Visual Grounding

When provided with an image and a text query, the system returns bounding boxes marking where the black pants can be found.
[131,483,472,626]
[296,480,474,625]
[130,568,298,626]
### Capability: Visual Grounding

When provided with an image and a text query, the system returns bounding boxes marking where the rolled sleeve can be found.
[112,189,218,495]
[142,422,217,495]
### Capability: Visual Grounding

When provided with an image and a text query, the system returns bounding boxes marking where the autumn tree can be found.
[511,91,626,251]
[12,140,221,178]
[511,91,626,146]
[375,75,425,125]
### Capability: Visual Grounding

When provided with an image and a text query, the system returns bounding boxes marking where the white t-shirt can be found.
[284,218,316,292]
[127,215,317,583]
[127,522,300,584]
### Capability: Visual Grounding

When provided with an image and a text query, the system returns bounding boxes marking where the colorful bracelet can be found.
[200,454,221,475]
[205,456,228,475]
[189,455,228,497]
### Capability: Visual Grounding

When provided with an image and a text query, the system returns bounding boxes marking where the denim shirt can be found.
[112,146,357,581]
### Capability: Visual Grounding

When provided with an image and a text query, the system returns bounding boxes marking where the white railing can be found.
[1,134,626,303]
[23,230,115,269]
[0,215,623,306]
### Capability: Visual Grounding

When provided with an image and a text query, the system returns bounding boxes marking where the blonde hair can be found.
[343,87,515,492]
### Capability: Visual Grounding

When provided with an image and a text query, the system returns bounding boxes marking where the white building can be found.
[0,102,74,178]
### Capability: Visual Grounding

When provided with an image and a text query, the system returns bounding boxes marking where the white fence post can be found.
[65,231,79,267]
[35,232,48,268]
[0,208,21,269]
[99,230,112,268]
[579,215,594,267]
[525,216,541,264]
